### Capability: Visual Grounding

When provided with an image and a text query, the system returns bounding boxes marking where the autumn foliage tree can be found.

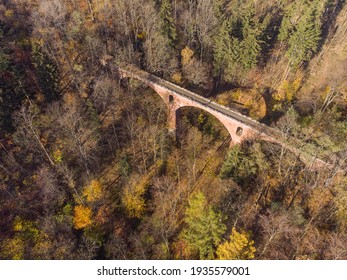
[83,180,103,202]
[0,0,346,262]
[179,192,226,259]
[216,227,256,260]
[74,205,92,230]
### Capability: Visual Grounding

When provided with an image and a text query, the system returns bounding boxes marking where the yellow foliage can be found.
[343,91,347,103]
[122,178,148,219]
[13,217,39,239]
[32,233,52,258]
[83,180,103,202]
[272,77,302,111]
[320,86,332,102]
[307,187,333,216]
[81,92,88,98]
[232,89,243,102]
[274,77,302,102]
[137,32,146,40]
[2,236,25,260]
[14,217,24,232]
[172,72,182,84]
[31,38,44,48]
[35,93,45,103]
[73,64,83,72]
[137,115,145,125]
[292,77,301,94]
[73,205,92,229]
[53,149,63,163]
[216,227,256,260]
[197,113,205,125]
[215,96,229,106]
[5,217,43,259]
[216,88,266,120]
[335,180,347,231]
[181,46,194,66]
[5,9,14,18]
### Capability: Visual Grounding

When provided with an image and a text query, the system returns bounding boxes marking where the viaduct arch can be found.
[117,67,270,145]
[116,65,334,171]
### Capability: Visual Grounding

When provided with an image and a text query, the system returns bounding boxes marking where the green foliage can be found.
[220,145,243,179]
[220,143,266,183]
[1,0,346,262]
[160,0,177,46]
[307,106,347,153]
[54,203,74,226]
[213,18,232,76]
[0,48,10,73]
[213,4,266,81]
[31,42,60,101]
[239,7,263,70]
[279,0,324,68]
[84,226,105,247]
[0,25,27,131]
[119,155,132,177]
[212,0,225,18]
[67,11,84,39]
[180,192,226,259]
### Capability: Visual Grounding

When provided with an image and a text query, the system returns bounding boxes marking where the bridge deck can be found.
[120,66,286,140]
[116,65,343,171]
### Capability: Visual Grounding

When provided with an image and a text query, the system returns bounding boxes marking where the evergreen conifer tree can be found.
[180,192,226,259]
[286,9,321,68]
[279,0,323,68]
[160,0,177,46]
[213,4,265,81]
[240,7,262,70]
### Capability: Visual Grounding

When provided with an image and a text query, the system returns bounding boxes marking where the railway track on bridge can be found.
[120,65,273,134]
[115,65,345,173]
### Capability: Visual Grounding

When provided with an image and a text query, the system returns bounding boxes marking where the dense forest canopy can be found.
[0,0,347,260]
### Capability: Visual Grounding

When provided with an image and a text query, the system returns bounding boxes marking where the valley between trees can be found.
[0,0,347,260]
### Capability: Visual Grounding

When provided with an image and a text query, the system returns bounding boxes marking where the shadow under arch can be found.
[176,106,232,144]
[117,67,332,170]
[118,68,257,146]
[120,74,241,146]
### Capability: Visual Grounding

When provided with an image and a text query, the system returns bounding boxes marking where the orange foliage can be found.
[73,205,92,229]
[172,239,194,260]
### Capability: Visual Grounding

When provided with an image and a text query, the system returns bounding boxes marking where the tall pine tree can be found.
[213,4,266,82]
[180,192,226,259]
[279,0,324,68]
[159,0,177,46]
[213,18,243,82]
[239,7,262,70]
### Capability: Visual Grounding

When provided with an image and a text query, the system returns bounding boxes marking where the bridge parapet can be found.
[115,65,342,172]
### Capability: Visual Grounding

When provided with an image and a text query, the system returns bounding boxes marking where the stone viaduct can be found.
[116,65,333,170]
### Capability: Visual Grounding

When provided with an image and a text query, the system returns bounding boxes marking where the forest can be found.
[0,0,347,260]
